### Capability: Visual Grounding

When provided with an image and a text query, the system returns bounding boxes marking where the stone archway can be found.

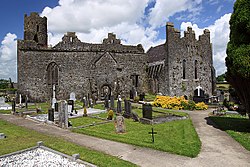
[100,84,112,100]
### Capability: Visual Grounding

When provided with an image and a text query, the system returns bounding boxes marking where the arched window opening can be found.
[182,60,186,79]
[195,60,198,79]
[47,62,59,86]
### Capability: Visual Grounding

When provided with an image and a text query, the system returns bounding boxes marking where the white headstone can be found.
[70,92,76,101]
[0,97,5,104]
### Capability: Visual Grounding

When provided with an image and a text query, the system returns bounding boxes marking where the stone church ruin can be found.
[17,12,216,102]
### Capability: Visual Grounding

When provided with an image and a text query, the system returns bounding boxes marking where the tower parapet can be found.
[24,12,47,47]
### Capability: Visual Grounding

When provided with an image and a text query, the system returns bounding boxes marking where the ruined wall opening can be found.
[182,60,186,79]
[195,60,198,79]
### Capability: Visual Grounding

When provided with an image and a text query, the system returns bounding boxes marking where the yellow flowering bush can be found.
[195,102,208,110]
[153,95,208,110]
[153,96,188,110]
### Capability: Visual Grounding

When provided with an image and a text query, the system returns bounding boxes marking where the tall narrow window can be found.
[182,60,186,79]
[195,60,198,79]
[47,62,59,86]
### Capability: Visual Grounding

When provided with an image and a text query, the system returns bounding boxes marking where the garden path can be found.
[0,109,250,167]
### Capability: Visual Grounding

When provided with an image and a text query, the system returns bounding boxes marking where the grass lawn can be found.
[209,114,250,151]
[72,110,200,157]
[0,119,136,167]
[0,109,11,114]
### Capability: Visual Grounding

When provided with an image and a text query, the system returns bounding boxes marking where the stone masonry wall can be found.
[165,22,214,98]
[18,32,147,102]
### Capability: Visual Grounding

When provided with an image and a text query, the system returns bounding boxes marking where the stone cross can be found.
[117,95,122,113]
[196,86,202,97]
[51,84,57,109]
[19,94,22,105]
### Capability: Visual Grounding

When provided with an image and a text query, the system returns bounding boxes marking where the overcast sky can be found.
[0,0,235,82]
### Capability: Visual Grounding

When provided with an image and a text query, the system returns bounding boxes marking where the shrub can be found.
[134,96,140,102]
[107,109,114,120]
[195,102,208,110]
[152,96,208,110]
[83,107,87,117]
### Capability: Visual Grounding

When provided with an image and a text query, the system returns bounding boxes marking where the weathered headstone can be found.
[104,95,109,109]
[12,101,16,113]
[25,95,28,109]
[139,93,145,101]
[131,111,139,122]
[142,103,153,120]
[115,116,125,133]
[58,101,68,128]
[89,98,93,108]
[130,90,134,99]
[48,108,54,122]
[83,96,87,108]
[0,97,11,110]
[0,97,5,104]
[123,100,132,118]
[110,96,115,111]
[68,100,74,113]
[0,133,6,139]
[117,95,122,113]
[70,92,76,101]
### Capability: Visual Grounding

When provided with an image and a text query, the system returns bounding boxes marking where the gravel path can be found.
[0,110,250,167]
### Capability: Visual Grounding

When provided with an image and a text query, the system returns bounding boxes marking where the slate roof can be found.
[147,44,166,63]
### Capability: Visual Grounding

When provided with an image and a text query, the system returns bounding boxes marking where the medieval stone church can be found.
[17,13,215,102]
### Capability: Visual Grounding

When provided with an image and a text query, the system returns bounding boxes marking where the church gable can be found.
[93,52,117,68]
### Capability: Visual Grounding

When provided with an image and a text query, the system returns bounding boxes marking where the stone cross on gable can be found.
[196,86,202,97]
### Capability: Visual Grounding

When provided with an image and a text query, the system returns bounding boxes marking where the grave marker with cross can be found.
[148,128,157,143]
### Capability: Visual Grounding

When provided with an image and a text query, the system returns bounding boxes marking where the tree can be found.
[226,0,250,117]
[216,73,226,82]
[0,79,9,89]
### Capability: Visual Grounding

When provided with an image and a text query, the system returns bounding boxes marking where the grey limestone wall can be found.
[18,32,147,102]
[165,23,214,98]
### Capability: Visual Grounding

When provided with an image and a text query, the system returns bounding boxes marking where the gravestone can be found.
[68,100,74,113]
[83,96,87,108]
[70,92,76,101]
[110,96,115,111]
[193,86,205,103]
[117,95,122,113]
[123,100,132,118]
[131,111,139,122]
[48,108,54,122]
[0,133,6,139]
[142,103,153,120]
[12,101,16,113]
[58,100,68,128]
[25,95,28,109]
[115,116,125,133]
[139,92,145,101]
[0,97,11,110]
[130,90,133,99]
[89,98,93,108]
[104,95,109,109]
[51,85,57,109]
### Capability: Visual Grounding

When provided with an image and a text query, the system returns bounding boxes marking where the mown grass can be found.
[72,112,200,157]
[0,119,136,167]
[209,114,250,151]
[144,93,156,102]
[0,110,11,114]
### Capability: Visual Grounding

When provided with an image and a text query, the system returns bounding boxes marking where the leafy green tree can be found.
[226,0,250,117]
[216,73,226,82]
[0,79,9,89]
